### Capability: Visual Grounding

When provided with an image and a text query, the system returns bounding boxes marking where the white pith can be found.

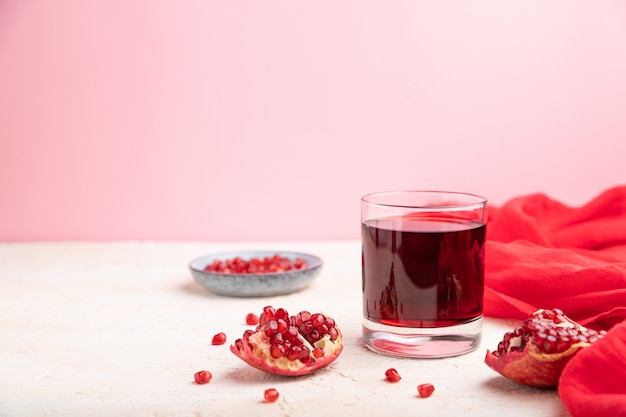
[509,336,522,350]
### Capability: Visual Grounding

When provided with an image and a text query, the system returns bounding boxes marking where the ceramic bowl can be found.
[189,250,323,297]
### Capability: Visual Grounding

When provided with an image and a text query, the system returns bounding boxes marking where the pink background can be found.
[1,1,625,242]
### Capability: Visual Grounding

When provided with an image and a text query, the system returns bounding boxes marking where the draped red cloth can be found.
[484,185,626,416]
[558,319,626,417]
[485,185,626,330]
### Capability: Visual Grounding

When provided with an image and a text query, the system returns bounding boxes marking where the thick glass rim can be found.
[361,190,487,210]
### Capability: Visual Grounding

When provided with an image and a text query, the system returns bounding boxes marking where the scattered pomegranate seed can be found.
[312,347,325,358]
[417,383,435,398]
[384,368,402,383]
[211,332,227,345]
[245,313,260,325]
[264,388,280,403]
[204,254,307,274]
[194,370,212,385]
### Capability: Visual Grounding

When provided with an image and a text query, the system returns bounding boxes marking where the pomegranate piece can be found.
[230,306,343,376]
[417,383,435,398]
[485,308,607,388]
[204,254,307,274]
[264,388,280,403]
[211,332,227,345]
[245,313,260,326]
[194,370,212,384]
[385,368,402,383]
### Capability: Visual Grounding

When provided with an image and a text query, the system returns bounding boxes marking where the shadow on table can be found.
[179,280,220,298]
[481,375,552,393]
[222,366,311,385]
[481,376,570,416]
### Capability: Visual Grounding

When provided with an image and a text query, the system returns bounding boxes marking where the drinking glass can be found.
[361,191,487,358]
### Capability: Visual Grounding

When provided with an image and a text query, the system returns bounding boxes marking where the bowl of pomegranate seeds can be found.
[189,251,323,297]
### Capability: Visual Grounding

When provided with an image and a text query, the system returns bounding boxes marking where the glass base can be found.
[362,316,482,358]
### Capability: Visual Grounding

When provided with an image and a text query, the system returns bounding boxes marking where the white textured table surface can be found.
[0,242,569,417]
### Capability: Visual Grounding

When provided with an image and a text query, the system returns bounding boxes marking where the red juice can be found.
[362,213,486,328]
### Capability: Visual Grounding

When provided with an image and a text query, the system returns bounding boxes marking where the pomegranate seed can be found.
[264,320,279,337]
[285,326,298,341]
[276,319,288,333]
[287,346,301,361]
[311,314,325,328]
[298,346,311,361]
[328,327,339,341]
[300,322,314,334]
[276,308,289,321]
[245,313,259,325]
[264,388,280,403]
[204,254,307,275]
[263,306,277,321]
[211,332,227,345]
[300,356,316,367]
[308,330,321,342]
[417,383,435,398]
[312,347,324,358]
[385,368,401,383]
[296,311,311,325]
[194,370,212,384]
[271,333,284,345]
[270,344,285,359]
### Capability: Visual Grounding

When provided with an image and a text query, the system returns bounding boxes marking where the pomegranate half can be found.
[485,308,607,388]
[230,306,343,376]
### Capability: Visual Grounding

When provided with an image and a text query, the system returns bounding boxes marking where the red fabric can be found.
[485,185,626,330]
[558,320,626,417]
[484,186,626,417]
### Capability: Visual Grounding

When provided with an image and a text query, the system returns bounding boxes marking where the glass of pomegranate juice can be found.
[361,191,487,358]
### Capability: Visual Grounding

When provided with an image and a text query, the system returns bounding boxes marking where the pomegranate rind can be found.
[484,342,587,388]
[484,308,605,388]
[230,323,343,376]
